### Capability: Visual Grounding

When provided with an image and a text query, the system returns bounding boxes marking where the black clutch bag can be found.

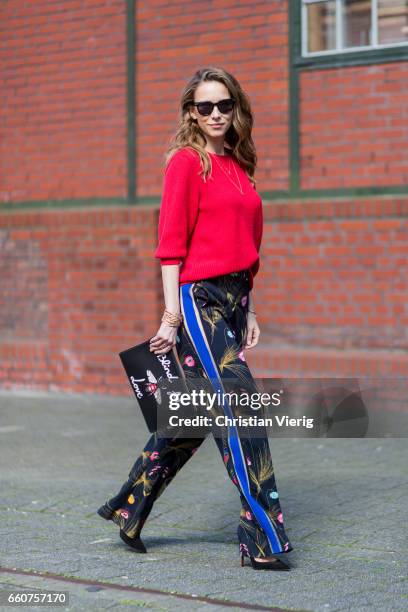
[118,340,189,432]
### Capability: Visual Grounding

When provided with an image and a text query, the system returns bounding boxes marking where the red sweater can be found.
[154,147,263,291]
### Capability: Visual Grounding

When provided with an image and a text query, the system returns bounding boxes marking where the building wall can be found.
[0,205,159,392]
[136,0,289,194]
[1,0,407,394]
[0,0,128,204]
[300,62,408,189]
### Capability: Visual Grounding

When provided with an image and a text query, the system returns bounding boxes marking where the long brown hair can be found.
[163,67,258,188]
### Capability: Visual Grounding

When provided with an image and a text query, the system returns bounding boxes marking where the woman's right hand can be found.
[149,322,179,355]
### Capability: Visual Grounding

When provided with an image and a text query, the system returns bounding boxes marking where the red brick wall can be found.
[0,0,127,204]
[251,196,408,378]
[1,1,408,395]
[300,62,408,189]
[136,0,289,195]
[3,1,405,202]
[0,206,160,393]
[1,198,407,395]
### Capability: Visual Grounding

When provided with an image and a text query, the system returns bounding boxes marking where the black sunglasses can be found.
[192,98,235,116]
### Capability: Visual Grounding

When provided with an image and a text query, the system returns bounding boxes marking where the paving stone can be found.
[0,390,406,611]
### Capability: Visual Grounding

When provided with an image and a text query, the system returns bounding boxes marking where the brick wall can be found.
[136,0,289,194]
[1,0,408,395]
[0,0,127,204]
[1,197,407,395]
[300,62,408,189]
[0,206,160,393]
[251,196,408,381]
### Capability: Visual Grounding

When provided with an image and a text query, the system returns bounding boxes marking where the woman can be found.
[97,67,293,570]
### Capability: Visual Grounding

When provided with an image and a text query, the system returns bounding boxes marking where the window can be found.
[302,0,408,56]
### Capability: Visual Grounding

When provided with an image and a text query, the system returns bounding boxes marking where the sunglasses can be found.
[192,98,235,116]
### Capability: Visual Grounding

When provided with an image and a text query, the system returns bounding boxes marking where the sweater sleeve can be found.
[154,149,200,265]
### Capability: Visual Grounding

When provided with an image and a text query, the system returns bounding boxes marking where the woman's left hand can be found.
[244,312,260,349]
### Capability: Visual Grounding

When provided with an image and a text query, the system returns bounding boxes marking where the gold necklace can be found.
[211,154,244,195]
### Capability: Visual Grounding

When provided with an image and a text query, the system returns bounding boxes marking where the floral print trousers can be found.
[102,269,293,559]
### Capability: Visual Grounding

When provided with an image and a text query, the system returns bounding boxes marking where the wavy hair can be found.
[163,67,258,188]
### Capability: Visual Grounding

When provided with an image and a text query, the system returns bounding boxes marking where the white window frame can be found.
[301,0,408,57]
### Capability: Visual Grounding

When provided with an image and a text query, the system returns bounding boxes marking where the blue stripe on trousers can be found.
[180,282,283,553]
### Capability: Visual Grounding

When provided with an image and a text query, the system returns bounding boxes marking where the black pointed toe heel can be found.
[97,502,114,521]
[240,552,290,571]
[119,530,147,553]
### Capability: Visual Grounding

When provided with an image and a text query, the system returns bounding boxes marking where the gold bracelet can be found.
[248,309,257,316]
[161,314,181,327]
[162,309,182,322]
[161,309,183,327]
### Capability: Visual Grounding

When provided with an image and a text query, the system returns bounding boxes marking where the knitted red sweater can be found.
[154,147,263,291]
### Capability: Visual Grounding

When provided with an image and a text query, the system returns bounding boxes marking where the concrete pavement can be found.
[0,390,407,611]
